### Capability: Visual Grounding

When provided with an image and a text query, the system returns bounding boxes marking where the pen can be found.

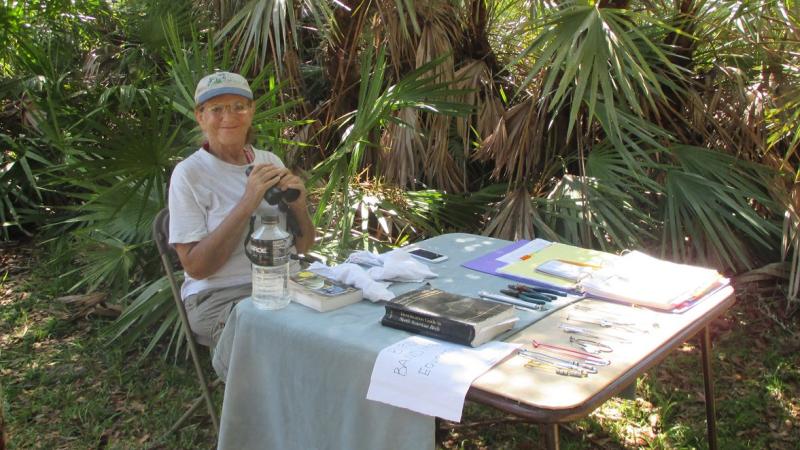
[508,284,570,298]
[478,291,547,311]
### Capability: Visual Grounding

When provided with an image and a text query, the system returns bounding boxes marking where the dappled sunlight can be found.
[2,0,798,447]
[678,343,695,352]
[437,346,517,384]
[476,351,603,408]
[453,236,498,254]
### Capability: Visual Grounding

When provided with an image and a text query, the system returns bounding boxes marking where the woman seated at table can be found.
[168,71,315,348]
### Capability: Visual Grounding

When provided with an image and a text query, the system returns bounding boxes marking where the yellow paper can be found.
[496,242,617,288]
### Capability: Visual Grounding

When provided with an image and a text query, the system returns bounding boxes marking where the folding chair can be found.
[152,208,220,438]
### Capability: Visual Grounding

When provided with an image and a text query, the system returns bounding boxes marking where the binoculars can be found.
[245,166,300,205]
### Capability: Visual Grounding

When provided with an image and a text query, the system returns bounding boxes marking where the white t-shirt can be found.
[168,147,293,299]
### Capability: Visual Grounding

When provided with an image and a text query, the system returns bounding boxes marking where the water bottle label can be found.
[246,238,290,266]
[245,219,292,267]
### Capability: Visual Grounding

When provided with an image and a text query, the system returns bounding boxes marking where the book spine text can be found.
[382,307,475,345]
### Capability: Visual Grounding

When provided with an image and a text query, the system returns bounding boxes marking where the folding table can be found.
[213,233,733,450]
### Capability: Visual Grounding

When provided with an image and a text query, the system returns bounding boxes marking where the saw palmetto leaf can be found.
[521,139,660,251]
[213,0,333,70]
[661,145,781,270]
[310,46,470,254]
[104,274,183,359]
[399,183,507,237]
[537,173,654,252]
[513,0,679,145]
[0,133,52,238]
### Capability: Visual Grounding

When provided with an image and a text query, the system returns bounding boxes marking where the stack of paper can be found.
[578,251,727,310]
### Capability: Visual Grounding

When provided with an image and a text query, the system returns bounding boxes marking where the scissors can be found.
[499,289,553,305]
[569,336,613,354]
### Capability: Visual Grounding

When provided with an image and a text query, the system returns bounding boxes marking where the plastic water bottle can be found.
[244,214,291,310]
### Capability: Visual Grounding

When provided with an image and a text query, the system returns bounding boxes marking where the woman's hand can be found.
[242,164,290,211]
[277,171,308,206]
[274,168,315,253]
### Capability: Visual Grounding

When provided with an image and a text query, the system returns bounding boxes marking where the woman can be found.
[168,71,315,348]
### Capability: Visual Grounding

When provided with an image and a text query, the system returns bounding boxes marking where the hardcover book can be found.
[289,271,363,312]
[381,287,518,347]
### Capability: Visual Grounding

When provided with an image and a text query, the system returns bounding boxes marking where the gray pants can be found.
[184,283,252,348]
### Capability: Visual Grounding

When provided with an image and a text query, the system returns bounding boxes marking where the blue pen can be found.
[478,291,546,311]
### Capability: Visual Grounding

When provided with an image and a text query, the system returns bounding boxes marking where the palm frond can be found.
[310,46,471,254]
[0,133,52,238]
[539,174,654,251]
[381,108,424,188]
[105,274,182,358]
[483,188,537,240]
[661,145,781,270]
[473,93,565,190]
[213,0,333,70]
[61,231,143,295]
[416,21,463,192]
[375,0,419,73]
[513,0,680,143]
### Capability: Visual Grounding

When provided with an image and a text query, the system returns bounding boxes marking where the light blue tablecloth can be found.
[213,233,576,450]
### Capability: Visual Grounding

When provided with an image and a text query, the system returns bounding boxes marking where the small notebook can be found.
[534,260,598,282]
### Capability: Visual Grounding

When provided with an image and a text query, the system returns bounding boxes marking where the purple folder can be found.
[461,240,577,291]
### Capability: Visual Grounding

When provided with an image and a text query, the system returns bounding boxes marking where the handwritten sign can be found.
[366,336,519,421]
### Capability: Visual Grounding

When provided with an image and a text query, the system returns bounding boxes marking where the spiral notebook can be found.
[577,251,728,311]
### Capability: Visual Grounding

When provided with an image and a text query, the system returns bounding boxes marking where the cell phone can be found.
[408,248,448,263]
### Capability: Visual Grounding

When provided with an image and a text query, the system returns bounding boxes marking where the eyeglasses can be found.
[201,101,252,117]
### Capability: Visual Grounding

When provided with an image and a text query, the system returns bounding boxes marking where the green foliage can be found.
[0,133,52,239]
[310,46,472,254]
[661,145,780,269]
[515,1,679,140]
[105,274,182,358]
[212,0,334,69]
[2,0,796,356]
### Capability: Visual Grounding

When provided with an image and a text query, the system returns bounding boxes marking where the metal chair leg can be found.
[700,326,718,450]
[164,256,220,434]
[160,379,223,441]
[153,209,221,442]
[165,393,206,437]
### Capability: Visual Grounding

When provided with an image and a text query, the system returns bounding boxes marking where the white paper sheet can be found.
[366,336,519,421]
[495,239,552,264]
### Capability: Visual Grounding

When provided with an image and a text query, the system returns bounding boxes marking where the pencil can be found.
[555,259,602,269]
